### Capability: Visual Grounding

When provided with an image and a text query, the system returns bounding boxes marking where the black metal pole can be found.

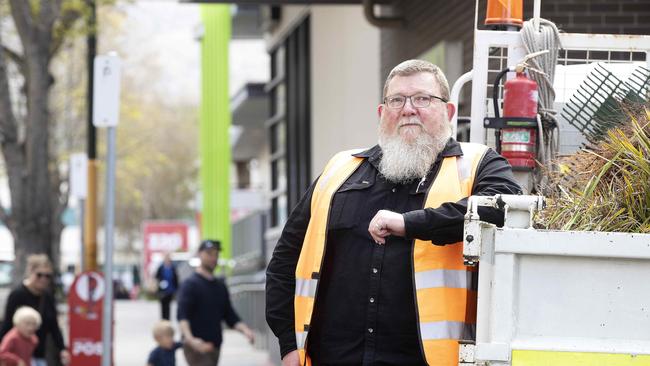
[87,0,97,160]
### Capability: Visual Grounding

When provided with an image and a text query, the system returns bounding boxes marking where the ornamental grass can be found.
[538,103,650,233]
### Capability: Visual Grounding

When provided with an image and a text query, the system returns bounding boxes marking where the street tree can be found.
[0,0,91,283]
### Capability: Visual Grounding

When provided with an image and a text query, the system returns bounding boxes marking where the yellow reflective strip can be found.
[512,350,650,366]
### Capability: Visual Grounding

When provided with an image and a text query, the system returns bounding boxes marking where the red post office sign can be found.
[68,271,106,366]
[142,221,189,280]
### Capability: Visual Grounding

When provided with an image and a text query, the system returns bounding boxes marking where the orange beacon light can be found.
[485,0,523,28]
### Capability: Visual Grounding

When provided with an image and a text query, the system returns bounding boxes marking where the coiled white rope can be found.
[520,18,562,183]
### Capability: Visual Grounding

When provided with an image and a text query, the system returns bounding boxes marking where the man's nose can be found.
[401,97,417,115]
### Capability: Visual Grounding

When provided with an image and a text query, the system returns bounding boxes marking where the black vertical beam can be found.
[297,18,311,193]
[87,0,97,160]
[286,29,299,211]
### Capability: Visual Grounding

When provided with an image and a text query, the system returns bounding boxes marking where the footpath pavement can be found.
[114,299,272,366]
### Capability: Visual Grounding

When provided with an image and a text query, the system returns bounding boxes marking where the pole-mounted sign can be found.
[69,271,105,366]
[93,53,121,127]
[92,52,121,366]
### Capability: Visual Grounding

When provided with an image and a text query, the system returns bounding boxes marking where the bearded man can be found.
[266,60,521,366]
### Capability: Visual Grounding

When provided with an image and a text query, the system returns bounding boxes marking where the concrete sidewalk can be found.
[114,299,271,366]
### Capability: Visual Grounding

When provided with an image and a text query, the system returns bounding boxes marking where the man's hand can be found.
[199,341,215,353]
[282,350,300,366]
[234,322,255,344]
[368,209,405,244]
[187,337,208,353]
[241,327,255,344]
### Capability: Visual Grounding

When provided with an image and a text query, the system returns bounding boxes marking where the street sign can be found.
[142,221,189,280]
[69,271,108,366]
[70,153,88,199]
[93,53,121,127]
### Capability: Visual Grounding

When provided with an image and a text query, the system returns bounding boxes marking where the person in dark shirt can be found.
[266,59,522,366]
[0,254,70,366]
[155,253,179,320]
[147,320,182,366]
[177,240,255,366]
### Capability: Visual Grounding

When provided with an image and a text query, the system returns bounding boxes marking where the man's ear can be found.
[377,104,384,118]
[446,102,456,120]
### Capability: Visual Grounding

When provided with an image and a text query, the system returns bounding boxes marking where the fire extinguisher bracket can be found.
[484,116,538,129]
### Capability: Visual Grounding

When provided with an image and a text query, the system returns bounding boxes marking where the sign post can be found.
[93,52,121,366]
[69,271,105,365]
[70,153,88,270]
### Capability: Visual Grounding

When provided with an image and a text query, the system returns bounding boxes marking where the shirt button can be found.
[372,268,378,274]
[368,328,374,333]
[391,187,396,193]
[369,297,375,303]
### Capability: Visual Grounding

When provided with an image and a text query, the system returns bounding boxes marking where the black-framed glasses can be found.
[383,94,448,109]
[36,272,53,279]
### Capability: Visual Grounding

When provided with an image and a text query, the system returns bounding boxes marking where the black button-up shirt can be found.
[266,139,522,365]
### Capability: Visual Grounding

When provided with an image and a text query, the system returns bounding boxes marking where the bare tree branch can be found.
[8,0,35,50]
[50,4,84,58]
[2,45,24,67]
[40,0,62,31]
[0,36,19,143]
[1,46,26,82]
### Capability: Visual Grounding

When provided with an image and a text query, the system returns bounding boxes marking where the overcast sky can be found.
[106,0,268,105]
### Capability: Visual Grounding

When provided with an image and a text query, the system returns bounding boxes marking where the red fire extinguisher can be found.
[500,70,538,169]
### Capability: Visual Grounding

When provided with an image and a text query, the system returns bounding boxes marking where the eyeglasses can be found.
[36,272,53,280]
[383,94,448,109]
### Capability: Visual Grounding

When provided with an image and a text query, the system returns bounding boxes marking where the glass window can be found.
[267,17,310,230]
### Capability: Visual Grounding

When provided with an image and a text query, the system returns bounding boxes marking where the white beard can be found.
[378,117,451,184]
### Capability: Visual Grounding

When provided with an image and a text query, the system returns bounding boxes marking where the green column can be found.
[199,5,231,259]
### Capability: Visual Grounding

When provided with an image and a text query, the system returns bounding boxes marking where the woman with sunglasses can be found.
[0,254,70,365]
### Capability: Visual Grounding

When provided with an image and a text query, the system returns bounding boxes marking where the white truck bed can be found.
[462,196,650,366]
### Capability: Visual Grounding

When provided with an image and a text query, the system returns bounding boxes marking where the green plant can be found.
[539,103,650,233]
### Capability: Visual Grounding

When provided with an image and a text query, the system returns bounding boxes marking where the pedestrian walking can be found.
[147,320,182,366]
[0,254,70,366]
[0,306,40,366]
[155,253,179,320]
[177,240,255,366]
[265,59,522,366]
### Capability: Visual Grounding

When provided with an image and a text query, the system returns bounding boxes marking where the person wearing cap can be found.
[176,239,255,366]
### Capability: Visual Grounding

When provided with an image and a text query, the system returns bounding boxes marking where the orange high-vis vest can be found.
[294,143,489,366]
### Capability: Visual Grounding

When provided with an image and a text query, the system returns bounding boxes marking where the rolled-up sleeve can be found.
[403,149,522,244]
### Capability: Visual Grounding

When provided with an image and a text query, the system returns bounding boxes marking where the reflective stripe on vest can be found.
[294,143,488,366]
[294,149,365,365]
[414,142,487,366]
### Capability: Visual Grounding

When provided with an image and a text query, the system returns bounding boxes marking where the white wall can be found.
[310,5,380,178]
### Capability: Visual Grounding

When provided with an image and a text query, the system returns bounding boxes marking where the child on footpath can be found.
[0,307,41,366]
[147,320,182,366]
